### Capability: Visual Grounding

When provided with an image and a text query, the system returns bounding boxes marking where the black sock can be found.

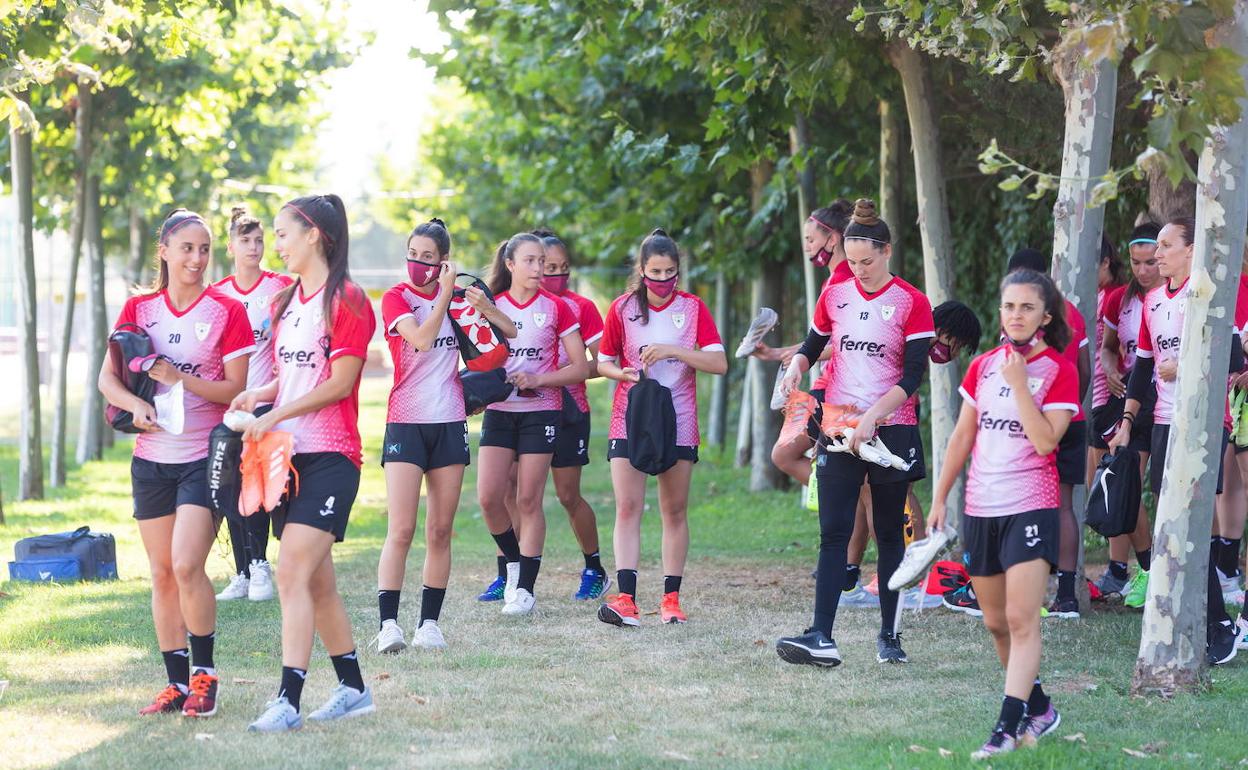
[228,517,249,575]
[279,666,307,711]
[419,586,446,625]
[1220,537,1241,576]
[162,648,190,692]
[1108,561,1128,581]
[997,695,1027,737]
[844,564,861,591]
[1136,548,1152,572]
[1027,678,1050,716]
[584,551,604,574]
[188,631,215,673]
[491,528,521,563]
[330,650,366,693]
[496,555,508,580]
[378,589,401,627]
[618,569,637,597]
[518,555,542,593]
[1056,570,1076,602]
[1208,549,1232,625]
[247,511,270,565]
[664,575,682,595]
[1211,537,1223,574]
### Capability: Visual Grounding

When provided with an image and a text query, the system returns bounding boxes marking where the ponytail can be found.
[148,208,209,293]
[488,232,543,296]
[625,228,681,326]
[271,193,360,333]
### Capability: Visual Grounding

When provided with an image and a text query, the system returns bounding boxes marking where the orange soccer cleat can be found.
[777,390,819,448]
[819,403,861,439]
[239,431,297,517]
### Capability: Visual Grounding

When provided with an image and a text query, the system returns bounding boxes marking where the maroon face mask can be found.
[541,273,570,295]
[643,274,678,299]
[929,340,953,364]
[407,258,440,287]
[810,247,835,268]
[1001,327,1045,356]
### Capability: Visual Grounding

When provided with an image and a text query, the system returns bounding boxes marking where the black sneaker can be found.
[942,584,982,617]
[1209,620,1239,666]
[1045,597,1080,619]
[776,628,842,667]
[876,630,908,664]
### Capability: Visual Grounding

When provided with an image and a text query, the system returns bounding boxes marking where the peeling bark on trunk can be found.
[889,43,963,523]
[708,270,729,448]
[791,114,819,320]
[1147,162,1197,223]
[77,175,106,464]
[748,160,786,490]
[12,91,44,500]
[51,80,92,487]
[879,98,904,278]
[1132,1,1248,697]
[1051,52,1118,612]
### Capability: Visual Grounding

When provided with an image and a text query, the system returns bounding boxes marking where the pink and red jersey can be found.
[960,345,1080,518]
[1102,285,1144,372]
[272,282,377,466]
[1135,279,1189,425]
[812,260,854,392]
[809,276,934,425]
[600,290,723,447]
[488,288,580,413]
[1061,298,1088,421]
[1091,287,1115,409]
[381,283,465,424]
[115,288,254,464]
[213,271,294,393]
[555,289,604,413]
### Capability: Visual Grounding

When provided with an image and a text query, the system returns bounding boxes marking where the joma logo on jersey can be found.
[979,411,1024,434]
[509,347,544,359]
[839,335,886,355]
[277,345,318,364]
[1157,335,1182,351]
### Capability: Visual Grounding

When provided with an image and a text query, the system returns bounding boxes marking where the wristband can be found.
[1122,412,1136,424]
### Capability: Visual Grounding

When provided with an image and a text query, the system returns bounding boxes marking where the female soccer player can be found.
[1087,236,1127,485]
[1109,216,1243,666]
[929,268,1077,759]
[1094,223,1161,602]
[98,209,254,718]
[213,205,292,603]
[476,232,588,616]
[773,199,932,665]
[236,194,379,732]
[374,218,515,652]
[536,228,611,600]
[596,228,727,627]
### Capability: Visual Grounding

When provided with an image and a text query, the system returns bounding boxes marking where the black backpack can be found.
[460,367,515,415]
[105,323,157,433]
[1086,448,1141,538]
[207,422,244,521]
[625,372,678,476]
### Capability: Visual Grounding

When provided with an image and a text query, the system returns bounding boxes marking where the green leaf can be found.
[998,174,1024,192]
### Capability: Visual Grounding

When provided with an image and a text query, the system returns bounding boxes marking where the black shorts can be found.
[480,409,559,455]
[131,457,210,520]
[552,411,591,468]
[1150,424,1227,496]
[381,421,470,471]
[964,508,1059,576]
[272,452,359,543]
[1056,419,1087,485]
[1089,394,1154,451]
[607,438,698,464]
[814,423,926,485]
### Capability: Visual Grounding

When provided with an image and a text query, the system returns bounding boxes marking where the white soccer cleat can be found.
[248,559,275,601]
[502,588,536,615]
[413,619,448,650]
[889,527,957,592]
[735,307,779,358]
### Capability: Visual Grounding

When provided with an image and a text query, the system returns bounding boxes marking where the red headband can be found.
[160,211,208,243]
[287,203,335,251]
[807,214,835,233]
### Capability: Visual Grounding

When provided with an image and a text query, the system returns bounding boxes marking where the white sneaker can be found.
[372,619,407,654]
[248,697,302,733]
[503,561,520,605]
[1236,617,1248,651]
[412,619,447,650]
[502,588,535,615]
[216,572,249,601]
[306,684,375,722]
[248,560,275,601]
[1218,568,1242,597]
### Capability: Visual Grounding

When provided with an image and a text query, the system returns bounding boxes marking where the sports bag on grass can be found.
[105,323,158,433]
[625,372,678,476]
[9,526,118,582]
[1086,448,1141,538]
[449,274,510,372]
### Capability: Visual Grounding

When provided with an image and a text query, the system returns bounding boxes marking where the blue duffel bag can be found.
[8,526,119,583]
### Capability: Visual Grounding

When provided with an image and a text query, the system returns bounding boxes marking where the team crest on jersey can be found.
[1027,376,1044,395]
[533,312,548,328]
[881,305,896,321]
[672,312,686,330]
[194,322,211,341]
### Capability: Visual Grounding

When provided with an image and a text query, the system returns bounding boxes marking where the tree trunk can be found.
[12,92,43,501]
[889,43,963,523]
[879,98,904,278]
[50,79,92,487]
[1132,0,1248,696]
[707,270,729,448]
[734,369,753,467]
[77,175,106,464]
[1051,52,1118,613]
[126,204,146,288]
[748,160,786,491]
[791,114,819,320]
[1146,161,1197,223]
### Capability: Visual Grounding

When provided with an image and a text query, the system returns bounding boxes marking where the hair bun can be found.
[428,217,446,228]
[650,228,668,237]
[851,198,879,227]
[531,226,556,238]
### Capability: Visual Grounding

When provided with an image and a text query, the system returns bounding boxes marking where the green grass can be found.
[1,376,1247,769]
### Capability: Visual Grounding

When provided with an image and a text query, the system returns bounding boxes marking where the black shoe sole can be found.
[597,604,639,628]
[776,641,841,668]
